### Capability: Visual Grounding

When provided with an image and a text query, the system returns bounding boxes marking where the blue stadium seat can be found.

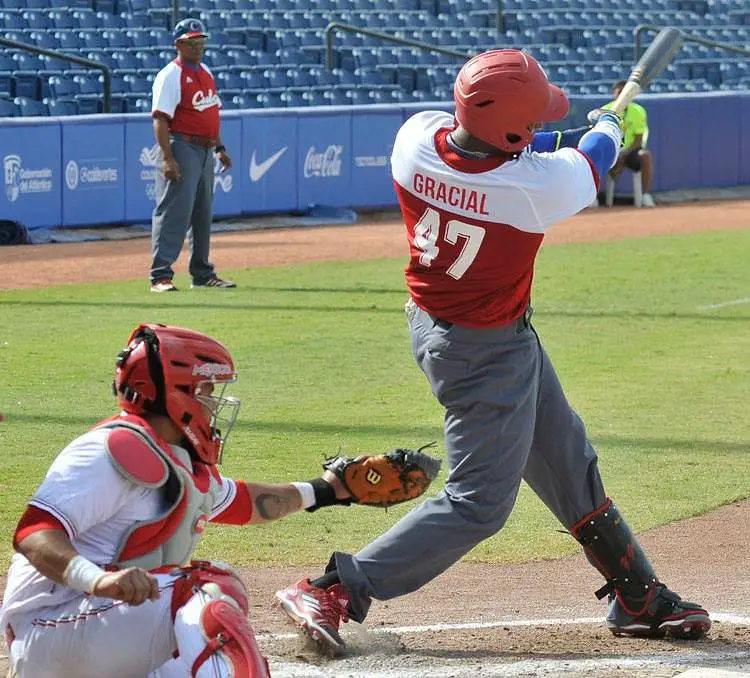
[281,90,306,107]
[104,30,130,48]
[332,68,357,86]
[57,31,84,50]
[257,91,284,108]
[73,74,101,95]
[347,88,371,105]
[48,76,80,98]
[0,99,20,117]
[126,29,152,48]
[265,68,292,89]
[12,74,41,100]
[288,68,314,87]
[136,51,162,71]
[112,52,141,72]
[72,9,98,28]
[81,31,106,49]
[355,67,388,86]
[47,98,79,116]
[240,70,267,89]
[310,68,337,87]
[124,74,151,94]
[15,96,48,116]
[303,89,328,106]
[324,89,349,106]
[216,71,244,92]
[50,10,76,29]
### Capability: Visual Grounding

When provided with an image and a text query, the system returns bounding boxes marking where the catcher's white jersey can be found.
[0,427,237,632]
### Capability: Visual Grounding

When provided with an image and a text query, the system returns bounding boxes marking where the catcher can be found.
[0,323,439,678]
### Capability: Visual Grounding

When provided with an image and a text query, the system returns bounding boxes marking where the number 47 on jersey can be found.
[413,207,486,280]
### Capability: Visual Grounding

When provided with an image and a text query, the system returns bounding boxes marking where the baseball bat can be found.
[610,27,684,115]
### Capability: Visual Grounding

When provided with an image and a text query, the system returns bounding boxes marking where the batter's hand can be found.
[91,567,160,606]
[163,157,180,182]
[217,149,232,173]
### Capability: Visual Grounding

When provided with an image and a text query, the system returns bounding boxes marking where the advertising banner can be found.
[212,112,241,218]
[0,119,61,230]
[61,116,126,227]
[296,110,351,209]
[125,115,158,224]
[241,110,298,213]
[350,110,402,207]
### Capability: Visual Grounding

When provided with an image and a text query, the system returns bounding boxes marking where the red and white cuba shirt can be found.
[151,59,222,140]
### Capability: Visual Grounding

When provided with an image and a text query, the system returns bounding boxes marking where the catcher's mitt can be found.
[323,443,442,508]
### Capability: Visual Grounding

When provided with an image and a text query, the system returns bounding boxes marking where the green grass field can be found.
[1,228,748,571]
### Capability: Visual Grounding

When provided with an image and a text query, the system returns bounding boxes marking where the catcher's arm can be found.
[238,474,352,524]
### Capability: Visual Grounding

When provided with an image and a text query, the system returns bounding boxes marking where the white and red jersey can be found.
[392,111,598,327]
[151,59,221,139]
[0,419,250,632]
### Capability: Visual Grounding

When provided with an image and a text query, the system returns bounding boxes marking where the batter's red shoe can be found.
[607,585,711,639]
[275,579,350,655]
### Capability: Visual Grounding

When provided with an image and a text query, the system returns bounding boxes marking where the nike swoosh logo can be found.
[249,147,288,182]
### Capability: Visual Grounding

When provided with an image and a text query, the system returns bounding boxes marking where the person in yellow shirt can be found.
[603,79,656,208]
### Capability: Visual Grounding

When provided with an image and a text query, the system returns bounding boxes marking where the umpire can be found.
[149,18,235,292]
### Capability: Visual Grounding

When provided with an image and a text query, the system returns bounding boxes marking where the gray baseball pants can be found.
[150,136,215,285]
[332,298,607,622]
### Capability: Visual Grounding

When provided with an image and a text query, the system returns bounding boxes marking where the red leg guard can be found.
[191,599,270,678]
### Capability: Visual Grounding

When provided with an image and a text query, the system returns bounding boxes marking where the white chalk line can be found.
[269,653,750,678]
[257,611,750,642]
[699,297,750,310]
[264,612,750,677]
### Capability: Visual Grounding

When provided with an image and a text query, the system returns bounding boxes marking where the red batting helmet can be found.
[113,324,239,465]
[454,49,569,153]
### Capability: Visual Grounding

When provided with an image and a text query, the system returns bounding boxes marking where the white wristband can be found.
[292,482,316,509]
[63,555,106,593]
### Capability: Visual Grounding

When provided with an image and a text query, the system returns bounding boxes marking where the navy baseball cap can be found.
[173,18,208,42]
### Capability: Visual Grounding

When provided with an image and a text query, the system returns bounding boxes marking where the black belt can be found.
[172,133,217,149]
[434,306,533,332]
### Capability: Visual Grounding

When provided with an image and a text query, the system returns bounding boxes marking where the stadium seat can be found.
[47,98,79,116]
[15,96,48,116]
[48,76,80,98]
[0,99,20,117]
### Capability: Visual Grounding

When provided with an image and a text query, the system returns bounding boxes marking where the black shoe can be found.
[607,584,711,639]
[191,276,236,289]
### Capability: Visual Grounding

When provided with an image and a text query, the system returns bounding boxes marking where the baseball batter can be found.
[150,18,235,293]
[1,323,359,677]
[275,50,710,653]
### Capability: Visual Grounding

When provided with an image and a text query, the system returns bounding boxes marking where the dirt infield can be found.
[1,201,749,676]
[2,200,750,290]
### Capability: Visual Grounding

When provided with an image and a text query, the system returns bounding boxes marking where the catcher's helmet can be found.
[113,324,239,465]
[454,49,569,153]
[173,18,208,42]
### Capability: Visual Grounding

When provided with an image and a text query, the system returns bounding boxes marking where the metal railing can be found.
[634,23,750,61]
[323,22,473,71]
[0,37,112,113]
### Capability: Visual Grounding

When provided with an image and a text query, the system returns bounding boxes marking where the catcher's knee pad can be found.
[191,599,269,677]
[171,560,249,618]
[171,561,269,677]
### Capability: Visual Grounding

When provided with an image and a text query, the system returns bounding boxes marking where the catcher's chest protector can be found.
[97,416,223,570]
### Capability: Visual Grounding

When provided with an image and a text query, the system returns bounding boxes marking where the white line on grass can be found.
[699,297,750,310]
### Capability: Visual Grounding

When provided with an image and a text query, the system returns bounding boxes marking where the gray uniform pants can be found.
[333,299,607,622]
[150,136,215,284]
